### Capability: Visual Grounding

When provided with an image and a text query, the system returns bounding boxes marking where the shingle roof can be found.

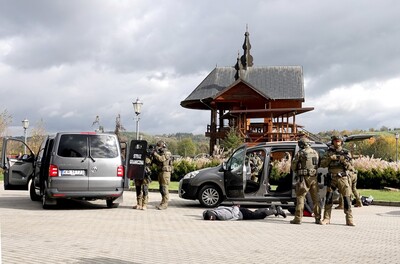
[181,65,304,109]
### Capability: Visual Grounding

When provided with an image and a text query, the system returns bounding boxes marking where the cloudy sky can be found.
[1,0,400,137]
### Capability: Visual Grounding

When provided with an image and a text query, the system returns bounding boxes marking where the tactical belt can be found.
[297,169,317,176]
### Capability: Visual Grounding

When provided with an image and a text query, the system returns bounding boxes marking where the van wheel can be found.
[198,185,223,208]
[29,179,41,202]
[106,199,119,208]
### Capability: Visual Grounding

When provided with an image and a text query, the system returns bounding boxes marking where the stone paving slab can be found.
[1,187,400,264]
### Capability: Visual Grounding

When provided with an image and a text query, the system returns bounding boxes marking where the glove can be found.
[339,155,345,161]
[330,155,337,160]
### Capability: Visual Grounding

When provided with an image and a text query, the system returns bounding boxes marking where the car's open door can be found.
[1,137,34,190]
[223,146,247,198]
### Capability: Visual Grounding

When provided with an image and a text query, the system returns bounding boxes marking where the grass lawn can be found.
[358,189,400,202]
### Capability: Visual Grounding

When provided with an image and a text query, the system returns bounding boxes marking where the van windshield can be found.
[57,134,118,158]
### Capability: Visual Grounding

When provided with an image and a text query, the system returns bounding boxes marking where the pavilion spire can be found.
[240,26,253,69]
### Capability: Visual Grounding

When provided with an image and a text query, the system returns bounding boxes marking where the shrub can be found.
[354,156,400,189]
[170,157,224,181]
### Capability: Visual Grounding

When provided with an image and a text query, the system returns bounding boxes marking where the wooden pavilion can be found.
[180,30,315,154]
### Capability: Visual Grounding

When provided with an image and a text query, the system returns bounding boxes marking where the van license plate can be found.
[61,170,86,176]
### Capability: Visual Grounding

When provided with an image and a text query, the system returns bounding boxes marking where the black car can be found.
[179,141,329,208]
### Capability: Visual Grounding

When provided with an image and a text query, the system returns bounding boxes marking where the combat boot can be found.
[290,219,301,225]
[156,204,168,210]
[132,198,142,210]
[319,218,330,225]
[141,196,148,210]
[156,196,168,210]
[346,217,355,226]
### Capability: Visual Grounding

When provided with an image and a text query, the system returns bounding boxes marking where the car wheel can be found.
[29,178,41,202]
[106,199,119,208]
[198,185,223,208]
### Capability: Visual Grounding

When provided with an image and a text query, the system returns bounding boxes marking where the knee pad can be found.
[143,185,149,196]
[160,185,167,196]
[325,191,333,205]
[343,196,351,210]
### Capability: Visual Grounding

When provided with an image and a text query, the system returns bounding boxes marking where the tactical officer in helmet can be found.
[152,140,172,210]
[133,154,152,210]
[319,136,355,226]
[290,138,321,225]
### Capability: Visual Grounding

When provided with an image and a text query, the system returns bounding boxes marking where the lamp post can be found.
[396,132,399,163]
[132,98,143,140]
[22,119,29,154]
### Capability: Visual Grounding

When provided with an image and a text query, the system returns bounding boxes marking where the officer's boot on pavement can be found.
[142,196,148,210]
[319,218,330,225]
[290,218,301,224]
[346,217,355,226]
[133,196,142,210]
[290,207,301,224]
[156,196,168,210]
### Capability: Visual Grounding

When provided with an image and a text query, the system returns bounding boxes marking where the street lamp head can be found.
[132,98,143,115]
[22,119,29,129]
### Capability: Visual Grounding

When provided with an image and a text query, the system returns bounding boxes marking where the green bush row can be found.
[149,157,223,182]
[357,169,400,189]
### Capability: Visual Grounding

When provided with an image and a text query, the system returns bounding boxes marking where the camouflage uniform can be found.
[336,169,363,209]
[290,138,321,225]
[133,156,152,210]
[249,153,263,182]
[320,136,355,226]
[152,141,172,210]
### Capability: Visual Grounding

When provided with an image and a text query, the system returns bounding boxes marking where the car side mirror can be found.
[221,161,228,171]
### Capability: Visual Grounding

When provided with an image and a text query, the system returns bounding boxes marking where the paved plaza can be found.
[0,187,399,264]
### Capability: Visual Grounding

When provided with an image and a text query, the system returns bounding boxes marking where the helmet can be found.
[331,135,343,144]
[156,140,166,148]
[298,138,310,149]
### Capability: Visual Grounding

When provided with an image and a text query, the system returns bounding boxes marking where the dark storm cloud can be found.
[1,0,400,136]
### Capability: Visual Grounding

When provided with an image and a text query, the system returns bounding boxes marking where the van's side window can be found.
[90,135,118,158]
[57,135,87,158]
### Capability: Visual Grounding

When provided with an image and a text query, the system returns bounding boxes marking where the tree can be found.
[220,127,243,153]
[177,138,196,157]
[29,119,47,154]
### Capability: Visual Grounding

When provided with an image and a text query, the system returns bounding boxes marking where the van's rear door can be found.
[87,134,124,191]
[223,146,246,198]
[53,134,90,192]
[1,137,34,190]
